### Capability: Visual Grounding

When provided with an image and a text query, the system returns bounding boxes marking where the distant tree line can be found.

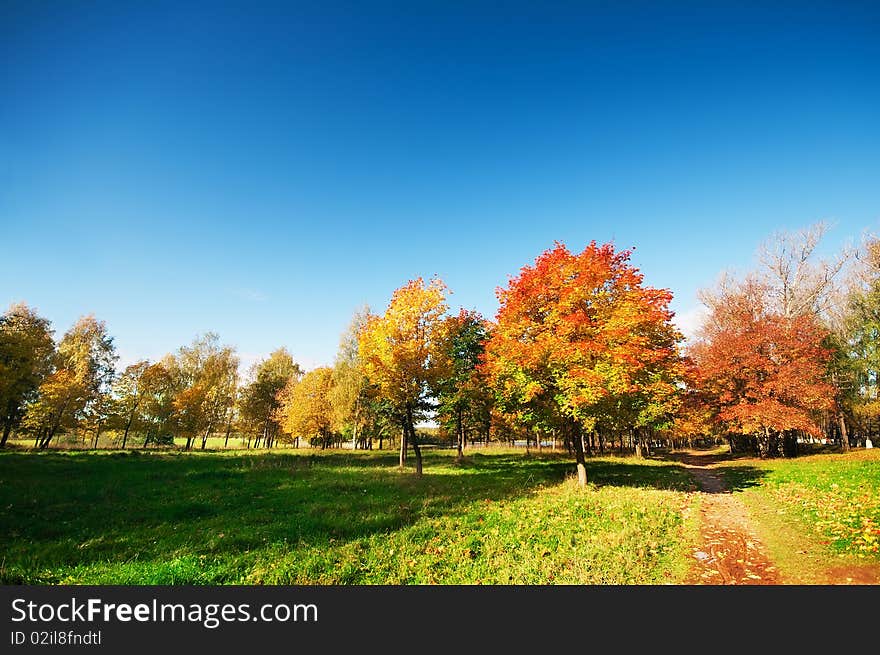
[2,222,878,484]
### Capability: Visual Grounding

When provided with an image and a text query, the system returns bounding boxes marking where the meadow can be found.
[0,447,697,584]
[4,445,879,585]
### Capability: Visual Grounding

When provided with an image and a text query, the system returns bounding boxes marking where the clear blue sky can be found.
[2,1,879,372]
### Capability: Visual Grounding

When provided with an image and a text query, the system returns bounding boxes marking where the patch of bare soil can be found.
[823,565,880,584]
[680,453,780,585]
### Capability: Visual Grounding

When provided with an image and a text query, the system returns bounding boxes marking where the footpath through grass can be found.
[719,448,880,582]
[0,448,697,584]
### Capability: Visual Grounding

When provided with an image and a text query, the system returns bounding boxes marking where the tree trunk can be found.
[42,419,62,449]
[260,414,271,449]
[571,421,587,487]
[408,421,422,476]
[399,425,407,468]
[406,404,422,475]
[0,423,12,448]
[634,429,643,458]
[768,430,781,457]
[40,421,57,449]
[838,411,850,452]
[456,406,464,461]
[42,393,75,450]
[122,411,135,449]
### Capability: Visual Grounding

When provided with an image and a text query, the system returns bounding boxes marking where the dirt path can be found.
[679,452,781,585]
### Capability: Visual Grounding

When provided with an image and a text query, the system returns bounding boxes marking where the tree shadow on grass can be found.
[0,449,702,583]
[655,449,771,493]
[581,459,695,492]
[659,448,757,467]
[711,465,770,493]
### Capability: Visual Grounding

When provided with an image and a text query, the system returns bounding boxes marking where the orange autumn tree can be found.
[691,278,835,457]
[358,277,451,475]
[484,242,684,486]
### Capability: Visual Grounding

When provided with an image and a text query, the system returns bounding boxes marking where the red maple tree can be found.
[691,279,835,457]
[483,241,684,484]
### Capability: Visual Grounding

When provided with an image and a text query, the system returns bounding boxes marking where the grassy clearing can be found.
[0,448,696,584]
[719,449,880,582]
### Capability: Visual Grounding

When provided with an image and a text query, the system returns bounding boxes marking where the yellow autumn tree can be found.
[358,277,451,475]
[277,366,335,448]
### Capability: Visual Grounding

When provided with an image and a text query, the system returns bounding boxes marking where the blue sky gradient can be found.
[2,1,879,371]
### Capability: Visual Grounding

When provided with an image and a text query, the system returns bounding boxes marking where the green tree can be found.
[837,236,880,447]
[436,309,491,460]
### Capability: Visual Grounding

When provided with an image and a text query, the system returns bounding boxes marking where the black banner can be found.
[1,585,876,651]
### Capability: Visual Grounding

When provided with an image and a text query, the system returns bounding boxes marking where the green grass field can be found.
[0,448,698,584]
[719,449,880,582]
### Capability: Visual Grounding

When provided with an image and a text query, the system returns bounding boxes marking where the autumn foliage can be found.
[277,367,334,448]
[691,279,835,456]
[3,226,864,465]
[357,277,451,474]
[484,241,684,483]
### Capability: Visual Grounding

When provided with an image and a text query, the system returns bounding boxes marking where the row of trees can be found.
[0,316,250,451]
[0,302,410,454]
[3,223,879,484]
